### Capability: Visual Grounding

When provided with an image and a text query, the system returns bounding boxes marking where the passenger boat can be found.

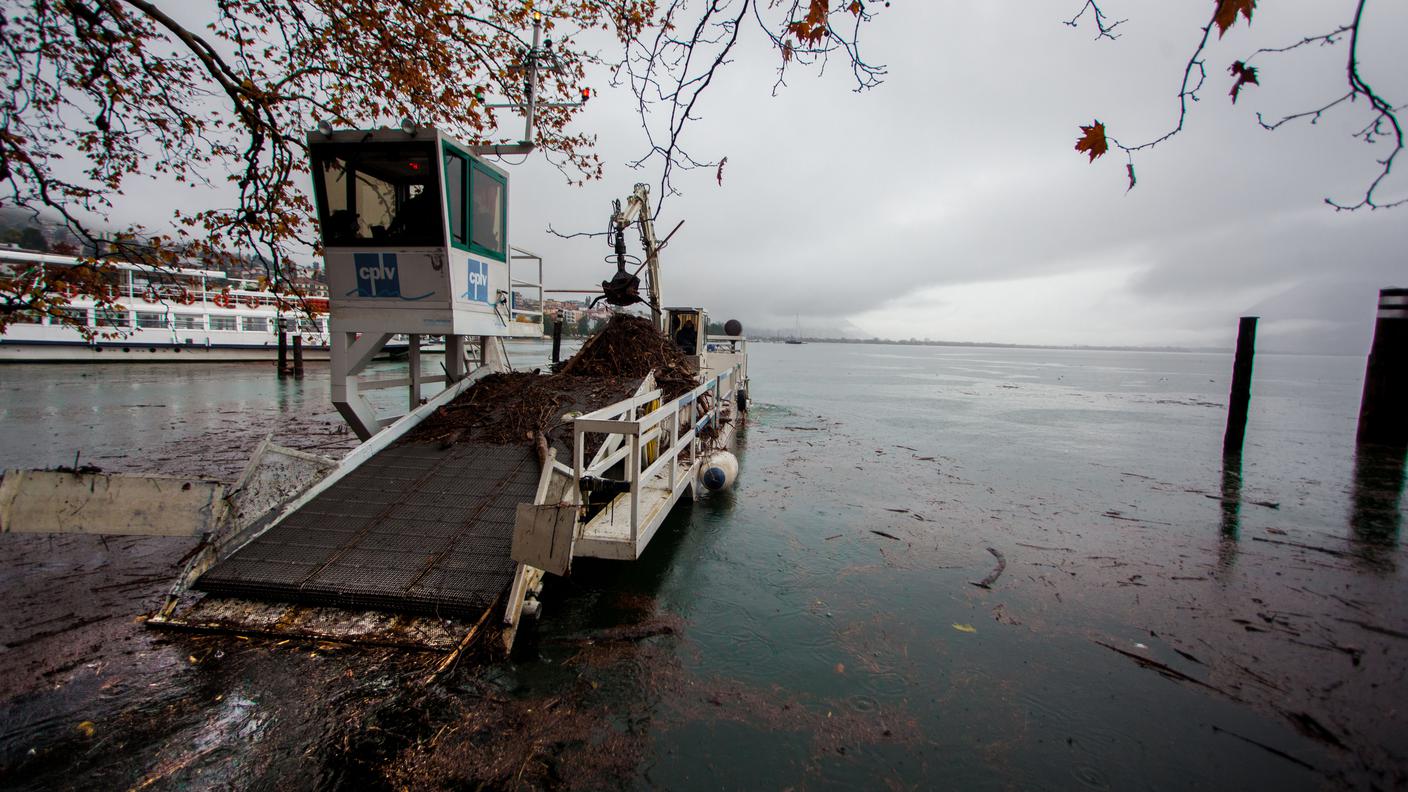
[0,250,334,362]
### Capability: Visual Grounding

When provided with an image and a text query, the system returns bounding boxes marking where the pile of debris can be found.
[406,314,697,449]
[559,313,697,399]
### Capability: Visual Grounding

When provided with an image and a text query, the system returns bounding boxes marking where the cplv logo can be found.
[352,252,400,298]
[464,259,489,303]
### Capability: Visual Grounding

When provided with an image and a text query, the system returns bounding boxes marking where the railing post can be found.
[408,334,421,411]
[691,395,700,460]
[629,432,641,547]
[712,376,721,432]
[573,422,584,493]
[669,407,679,491]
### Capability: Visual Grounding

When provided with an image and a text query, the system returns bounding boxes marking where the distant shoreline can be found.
[752,337,1265,355]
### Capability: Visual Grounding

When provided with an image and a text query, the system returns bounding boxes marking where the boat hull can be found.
[0,339,333,363]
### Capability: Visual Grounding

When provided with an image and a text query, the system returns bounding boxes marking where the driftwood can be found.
[1094,640,1242,702]
[408,314,698,449]
[1251,536,1354,559]
[970,547,1007,589]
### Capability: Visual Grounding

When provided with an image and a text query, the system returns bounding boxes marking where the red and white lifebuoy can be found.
[212,292,233,309]
[177,288,195,305]
[242,295,259,309]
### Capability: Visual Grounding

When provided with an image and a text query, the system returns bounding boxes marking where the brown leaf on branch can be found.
[716,156,728,186]
[788,0,831,46]
[1075,120,1109,162]
[1212,0,1256,38]
[1228,60,1259,103]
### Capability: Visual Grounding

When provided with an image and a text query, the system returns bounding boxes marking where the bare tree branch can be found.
[1064,0,1125,41]
[1070,0,1404,210]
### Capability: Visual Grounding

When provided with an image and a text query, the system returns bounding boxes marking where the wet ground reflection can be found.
[1,343,1405,789]
[1350,443,1406,567]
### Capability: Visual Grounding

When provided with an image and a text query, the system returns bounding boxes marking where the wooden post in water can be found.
[1223,316,1258,458]
[276,317,288,377]
[292,329,304,379]
[551,311,563,365]
[1357,288,1408,449]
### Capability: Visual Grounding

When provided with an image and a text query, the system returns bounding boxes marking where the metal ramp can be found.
[196,441,537,616]
[145,353,747,654]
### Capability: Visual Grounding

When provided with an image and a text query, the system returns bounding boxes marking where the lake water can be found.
[1,341,1404,789]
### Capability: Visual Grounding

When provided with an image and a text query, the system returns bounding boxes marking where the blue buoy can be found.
[702,466,728,491]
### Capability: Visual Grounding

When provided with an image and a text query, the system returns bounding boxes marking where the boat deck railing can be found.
[570,363,744,558]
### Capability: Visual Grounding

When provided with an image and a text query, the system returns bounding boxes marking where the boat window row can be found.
[30,308,324,334]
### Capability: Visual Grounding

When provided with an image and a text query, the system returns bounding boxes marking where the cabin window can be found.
[209,316,238,331]
[241,316,269,333]
[298,319,320,333]
[173,314,203,330]
[469,161,506,260]
[61,307,90,326]
[12,310,42,324]
[311,141,443,247]
[135,311,167,329]
[443,150,467,246]
[94,307,127,328]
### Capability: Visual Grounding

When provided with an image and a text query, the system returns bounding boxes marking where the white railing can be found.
[571,363,744,546]
[509,246,545,327]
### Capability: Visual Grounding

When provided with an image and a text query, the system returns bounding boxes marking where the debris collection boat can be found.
[0,250,337,362]
[1,122,750,658]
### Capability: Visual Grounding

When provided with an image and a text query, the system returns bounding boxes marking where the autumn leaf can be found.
[1228,60,1258,103]
[788,0,830,46]
[1212,0,1256,38]
[1075,120,1108,162]
[1126,162,1137,193]
[716,156,728,186]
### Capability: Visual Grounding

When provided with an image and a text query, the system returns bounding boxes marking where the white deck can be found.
[575,461,695,559]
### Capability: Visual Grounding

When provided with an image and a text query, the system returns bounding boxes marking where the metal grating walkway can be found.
[196,442,538,616]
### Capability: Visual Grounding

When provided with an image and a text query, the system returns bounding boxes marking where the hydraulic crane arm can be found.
[609,184,663,331]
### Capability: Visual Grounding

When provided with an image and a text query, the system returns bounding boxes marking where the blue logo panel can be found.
[465,259,489,303]
[352,252,400,298]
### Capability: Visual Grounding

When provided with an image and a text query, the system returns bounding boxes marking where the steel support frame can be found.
[332,330,493,441]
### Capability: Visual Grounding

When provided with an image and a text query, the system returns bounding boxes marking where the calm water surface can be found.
[1,341,1404,789]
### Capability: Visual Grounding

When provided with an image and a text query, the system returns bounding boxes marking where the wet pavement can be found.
[0,342,1404,789]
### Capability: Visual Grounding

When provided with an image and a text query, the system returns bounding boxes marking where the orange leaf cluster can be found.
[1075,120,1108,162]
[1212,0,1256,38]
[787,0,830,46]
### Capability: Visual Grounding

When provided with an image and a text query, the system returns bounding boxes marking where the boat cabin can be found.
[308,127,538,339]
[307,126,546,439]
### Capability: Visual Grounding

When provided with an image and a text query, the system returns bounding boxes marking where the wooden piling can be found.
[1357,288,1408,449]
[292,331,304,378]
[277,318,288,377]
[1222,316,1258,458]
[551,311,563,364]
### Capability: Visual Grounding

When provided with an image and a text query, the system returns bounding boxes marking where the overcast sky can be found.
[112,1,1407,353]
